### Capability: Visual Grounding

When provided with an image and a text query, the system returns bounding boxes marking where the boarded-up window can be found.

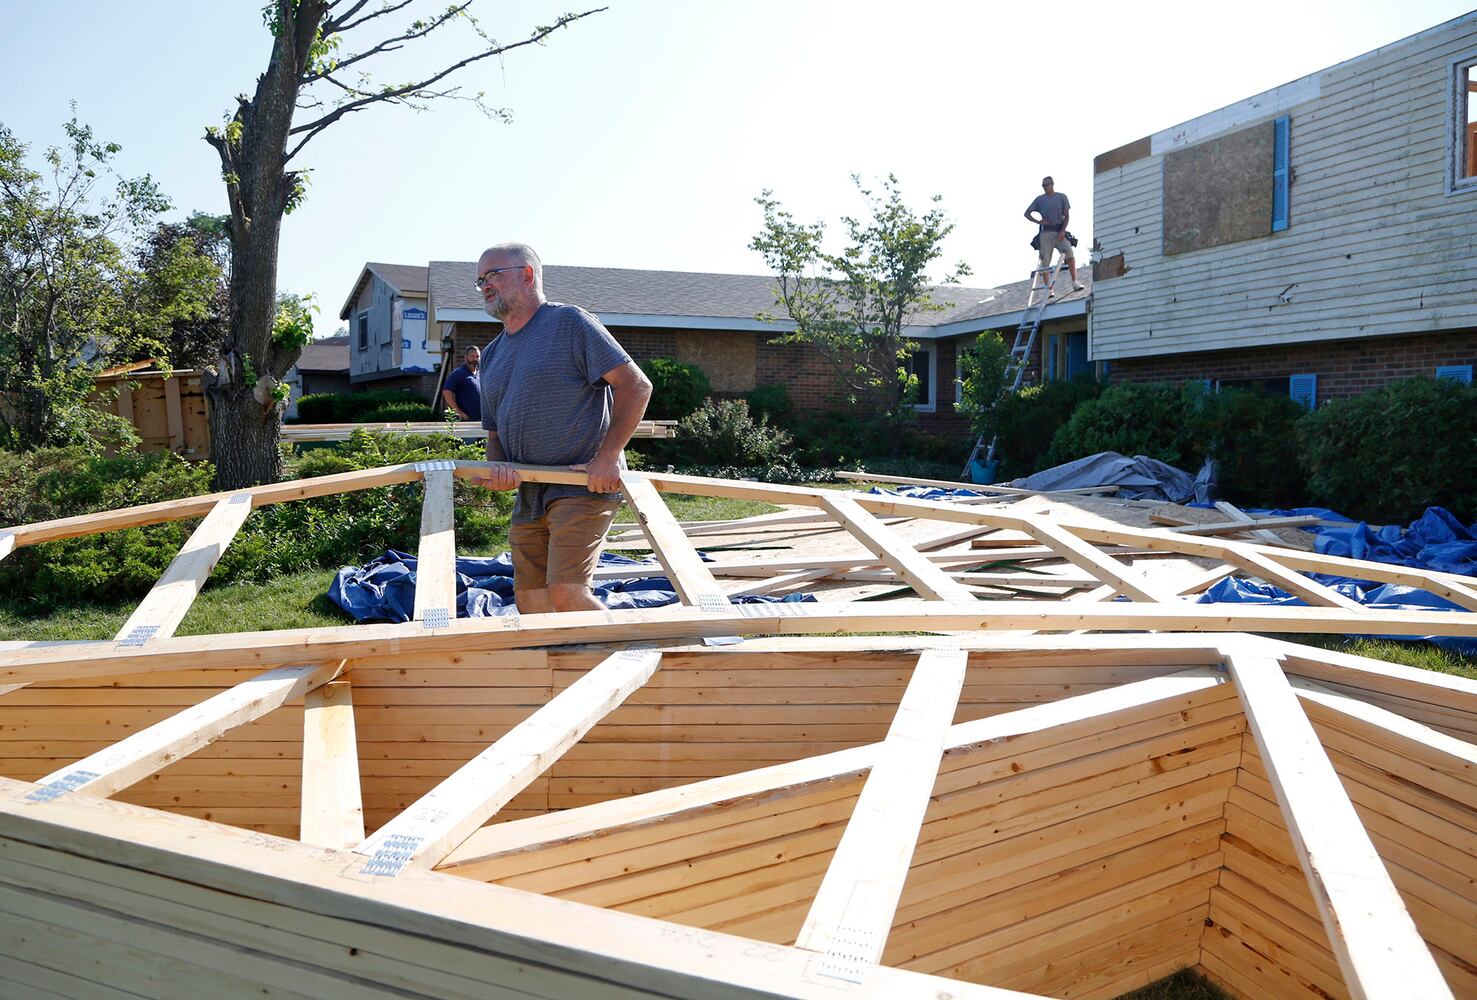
[1162,121,1277,256]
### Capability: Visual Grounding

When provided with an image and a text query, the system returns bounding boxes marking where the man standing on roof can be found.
[1025,176,1085,292]
[471,242,653,614]
[440,346,482,421]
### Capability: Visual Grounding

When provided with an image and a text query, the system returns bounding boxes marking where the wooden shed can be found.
[0,465,1473,999]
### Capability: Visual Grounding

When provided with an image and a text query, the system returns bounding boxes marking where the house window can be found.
[1466,65,1477,179]
[1044,331,1089,381]
[1452,58,1477,190]
[903,345,936,412]
[356,312,369,351]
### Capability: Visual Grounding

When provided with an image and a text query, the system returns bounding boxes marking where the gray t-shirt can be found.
[1028,192,1070,231]
[479,302,633,522]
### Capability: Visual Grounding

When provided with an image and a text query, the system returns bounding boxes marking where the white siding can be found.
[1092,14,1477,361]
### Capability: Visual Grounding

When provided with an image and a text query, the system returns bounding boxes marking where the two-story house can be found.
[1090,11,1477,406]
[338,262,436,396]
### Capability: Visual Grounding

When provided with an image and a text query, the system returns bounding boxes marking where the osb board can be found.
[675,330,757,393]
[1163,121,1275,257]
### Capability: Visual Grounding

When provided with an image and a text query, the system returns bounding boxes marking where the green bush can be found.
[1296,376,1477,523]
[639,358,710,420]
[1037,380,1303,509]
[1201,387,1305,508]
[358,401,438,423]
[992,376,1105,478]
[745,383,794,426]
[956,331,1013,442]
[0,432,512,609]
[787,408,893,466]
[1044,381,1210,471]
[292,389,429,424]
[659,399,793,467]
[0,448,214,607]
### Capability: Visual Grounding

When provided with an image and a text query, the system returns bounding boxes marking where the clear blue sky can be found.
[3,1,1472,336]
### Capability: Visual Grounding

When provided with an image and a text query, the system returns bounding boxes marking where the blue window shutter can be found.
[1436,364,1473,384]
[1046,334,1059,379]
[1272,116,1291,232]
[1067,332,1088,378]
[1199,378,1213,392]
[1289,373,1316,408]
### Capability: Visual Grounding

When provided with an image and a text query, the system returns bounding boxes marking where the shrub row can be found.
[1029,376,1475,521]
[0,430,511,609]
[291,389,436,424]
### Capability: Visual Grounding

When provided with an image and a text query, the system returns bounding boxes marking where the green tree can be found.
[202,1,604,489]
[749,174,970,438]
[955,330,1012,442]
[136,212,231,371]
[0,117,172,451]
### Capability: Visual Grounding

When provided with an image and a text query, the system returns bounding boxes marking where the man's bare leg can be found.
[514,588,554,614]
[548,582,605,612]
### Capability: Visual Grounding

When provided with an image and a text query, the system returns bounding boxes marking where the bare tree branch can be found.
[326,0,417,35]
[304,2,471,82]
[284,7,604,163]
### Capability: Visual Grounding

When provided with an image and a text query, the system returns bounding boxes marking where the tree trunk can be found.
[207,195,290,489]
[204,7,324,490]
[207,379,284,486]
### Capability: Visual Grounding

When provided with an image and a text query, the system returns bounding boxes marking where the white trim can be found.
[921,299,1088,339]
[1152,76,1319,155]
[1142,11,1477,159]
[1446,52,1477,196]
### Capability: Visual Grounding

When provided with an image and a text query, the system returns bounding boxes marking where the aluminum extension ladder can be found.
[961,255,1066,481]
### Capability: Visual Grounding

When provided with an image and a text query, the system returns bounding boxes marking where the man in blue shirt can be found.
[440,346,481,421]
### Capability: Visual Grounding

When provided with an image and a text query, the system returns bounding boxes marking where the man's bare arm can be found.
[477,430,519,490]
[441,389,467,420]
[573,361,653,493]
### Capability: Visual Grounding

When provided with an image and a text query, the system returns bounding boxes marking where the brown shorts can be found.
[508,495,620,590]
[1038,229,1073,265]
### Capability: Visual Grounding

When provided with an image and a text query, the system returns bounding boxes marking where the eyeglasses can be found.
[474,265,525,290]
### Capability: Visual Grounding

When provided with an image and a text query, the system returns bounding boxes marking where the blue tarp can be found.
[1191,505,1477,654]
[328,550,815,623]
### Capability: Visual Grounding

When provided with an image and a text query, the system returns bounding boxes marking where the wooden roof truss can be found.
[0,462,1474,998]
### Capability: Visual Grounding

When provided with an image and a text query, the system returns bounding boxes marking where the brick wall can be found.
[1107,328,1477,404]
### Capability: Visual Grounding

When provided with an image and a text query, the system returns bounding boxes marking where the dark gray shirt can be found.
[1028,191,1070,231]
[479,302,632,522]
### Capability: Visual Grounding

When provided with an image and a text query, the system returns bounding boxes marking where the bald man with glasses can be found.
[470,242,653,614]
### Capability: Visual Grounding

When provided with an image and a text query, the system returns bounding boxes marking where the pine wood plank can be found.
[0,775,1041,1000]
[1017,516,1180,603]
[32,661,344,799]
[795,648,968,960]
[832,470,1118,497]
[115,494,253,643]
[300,681,364,850]
[619,475,731,610]
[1225,651,1452,1000]
[1223,546,1367,611]
[443,670,1226,870]
[412,468,456,622]
[163,375,184,451]
[816,493,976,602]
[358,648,663,871]
[11,601,1476,687]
